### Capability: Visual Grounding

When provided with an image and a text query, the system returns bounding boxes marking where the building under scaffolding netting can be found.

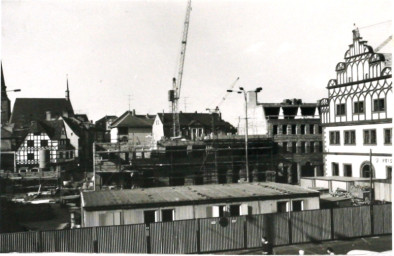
[93,136,275,190]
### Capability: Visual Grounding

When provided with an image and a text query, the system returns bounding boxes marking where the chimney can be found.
[46,111,51,121]
[132,109,136,116]
[62,110,68,118]
[30,120,36,127]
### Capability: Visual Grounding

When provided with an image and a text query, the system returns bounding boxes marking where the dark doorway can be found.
[302,162,314,177]
[291,163,298,184]
[161,209,174,222]
[144,210,156,226]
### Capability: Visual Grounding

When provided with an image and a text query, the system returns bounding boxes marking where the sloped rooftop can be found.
[82,182,319,210]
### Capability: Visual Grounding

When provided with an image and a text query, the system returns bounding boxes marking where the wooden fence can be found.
[0,204,391,253]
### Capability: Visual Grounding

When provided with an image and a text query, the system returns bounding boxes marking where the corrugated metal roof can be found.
[82,182,319,209]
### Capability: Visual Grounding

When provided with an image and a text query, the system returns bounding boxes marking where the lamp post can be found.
[6,89,21,92]
[227,87,262,182]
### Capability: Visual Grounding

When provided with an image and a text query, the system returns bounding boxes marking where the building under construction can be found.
[93,135,274,190]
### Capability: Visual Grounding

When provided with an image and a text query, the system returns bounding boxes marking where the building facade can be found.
[81,182,320,227]
[152,112,236,144]
[15,120,78,173]
[318,29,392,201]
[95,115,118,142]
[110,110,155,146]
[246,93,324,184]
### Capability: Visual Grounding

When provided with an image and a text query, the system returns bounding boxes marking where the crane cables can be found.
[359,20,391,30]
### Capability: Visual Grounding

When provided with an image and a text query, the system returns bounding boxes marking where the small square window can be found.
[364,129,376,145]
[373,99,385,112]
[277,201,288,213]
[161,209,174,222]
[344,164,352,177]
[353,101,364,114]
[41,140,48,147]
[27,140,34,147]
[292,200,303,211]
[229,205,240,217]
[344,131,356,145]
[330,131,340,145]
[336,104,346,116]
[27,153,34,160]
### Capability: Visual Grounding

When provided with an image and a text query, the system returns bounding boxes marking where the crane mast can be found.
[169,0,192,138]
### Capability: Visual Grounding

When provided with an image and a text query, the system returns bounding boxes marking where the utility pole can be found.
[369,149,373,204]
[243,91,249,182]
[227,87,262,182]
[93,142,96,191]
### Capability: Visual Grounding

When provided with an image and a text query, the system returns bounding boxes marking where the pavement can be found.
[214,235,392,255]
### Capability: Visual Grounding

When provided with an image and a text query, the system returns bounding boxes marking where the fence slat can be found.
[0,231,38,253]
[246,212,290,248]
[333,206,371,239]
[0,204,391,253]
[200,216,245,252]
[373,204,392,235]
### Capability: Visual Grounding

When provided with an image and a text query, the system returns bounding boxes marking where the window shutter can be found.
[240,204,248,215]
[212,206,220,217]
[206,206,213,218]
[114,212,121,225]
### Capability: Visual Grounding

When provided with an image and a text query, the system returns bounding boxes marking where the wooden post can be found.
[92,142,96,191]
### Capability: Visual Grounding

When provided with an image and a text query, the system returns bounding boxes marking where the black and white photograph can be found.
[0,0,392,254]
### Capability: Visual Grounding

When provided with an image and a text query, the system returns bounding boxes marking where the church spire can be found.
[66,74,70,101]
[1,62,7,93]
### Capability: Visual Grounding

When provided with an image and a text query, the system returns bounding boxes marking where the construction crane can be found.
[374,35,392,52]
[212,77,240,113]
[169,0,192,138]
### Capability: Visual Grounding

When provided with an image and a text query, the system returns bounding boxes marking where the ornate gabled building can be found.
[315,29,392,201]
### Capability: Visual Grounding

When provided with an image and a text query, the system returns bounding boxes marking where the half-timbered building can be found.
[15,119,79,173]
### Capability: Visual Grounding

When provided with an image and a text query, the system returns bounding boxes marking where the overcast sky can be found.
[1,0,392,126]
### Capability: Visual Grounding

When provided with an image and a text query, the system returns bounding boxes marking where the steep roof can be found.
[10,98,74,129]
[82,182,319,210]
[95,115,118,123]
[16,120,75,149]
[157,112,233,128]
[110,111,155,128]
[74,114,89,122]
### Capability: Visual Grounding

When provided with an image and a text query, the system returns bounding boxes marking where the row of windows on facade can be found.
[279,141,323,154]
[329,128,392,145]
[99,200,304,226]
[272,124,322,136]
[331,162,392,179]
[336,98,385,116]
[20,151,74,161]
[25,139,69,147]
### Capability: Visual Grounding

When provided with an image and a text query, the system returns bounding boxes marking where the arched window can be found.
[360,161,375,178]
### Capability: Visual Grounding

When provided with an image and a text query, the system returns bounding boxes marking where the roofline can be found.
[82,192,320,211]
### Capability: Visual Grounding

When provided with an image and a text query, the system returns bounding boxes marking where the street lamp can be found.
[227,86,263,182]
[6,89,21,92]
